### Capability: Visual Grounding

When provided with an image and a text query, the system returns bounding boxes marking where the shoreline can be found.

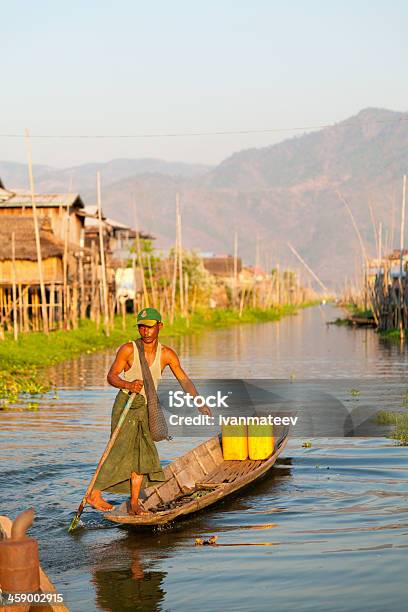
[0,303,315,404]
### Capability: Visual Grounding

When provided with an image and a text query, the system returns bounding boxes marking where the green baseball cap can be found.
[137,307,162,327]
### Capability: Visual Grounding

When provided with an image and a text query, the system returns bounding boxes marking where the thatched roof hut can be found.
[0,188,85,245]
[0,216,67,285]
[0,216,64,261]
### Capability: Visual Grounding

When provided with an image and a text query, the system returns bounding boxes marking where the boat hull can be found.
[104,430,289,527]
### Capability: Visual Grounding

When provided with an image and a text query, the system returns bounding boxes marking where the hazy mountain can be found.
[1,108,408,288]
[0,158,212,193]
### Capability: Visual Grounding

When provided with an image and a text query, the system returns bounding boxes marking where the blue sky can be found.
[1,0,407,166]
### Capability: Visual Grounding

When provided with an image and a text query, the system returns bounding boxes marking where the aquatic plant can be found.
[375,410,408,445]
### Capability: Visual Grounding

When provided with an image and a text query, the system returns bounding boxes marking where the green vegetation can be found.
[344,304,373,319]
[378,329,404,340]
[0,303,309,405]
[375,410,408,445]
[332,303,374,327]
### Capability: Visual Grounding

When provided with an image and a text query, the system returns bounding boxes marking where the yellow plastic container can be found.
[222,424,248,460]
[248,423,274,460]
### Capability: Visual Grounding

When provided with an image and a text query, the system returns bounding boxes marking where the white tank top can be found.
[123,341,162,400]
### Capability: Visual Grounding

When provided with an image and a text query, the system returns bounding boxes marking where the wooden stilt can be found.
[18,283,23,332]
[25,129,49,335]
[11,233,18,341]
[79,248,86,319]
[50,282,55,330]
[72,284,78,329]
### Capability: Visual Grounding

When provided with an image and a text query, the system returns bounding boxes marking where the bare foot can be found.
[128,499,151,516]
[87,490,113,512]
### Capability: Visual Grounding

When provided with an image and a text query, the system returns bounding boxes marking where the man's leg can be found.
[130,472,150,515]
[87,489,113,511]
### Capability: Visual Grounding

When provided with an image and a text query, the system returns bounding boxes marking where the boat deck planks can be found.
[104,430,289,527]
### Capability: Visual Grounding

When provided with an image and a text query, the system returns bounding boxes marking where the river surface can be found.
[1,305,408,611]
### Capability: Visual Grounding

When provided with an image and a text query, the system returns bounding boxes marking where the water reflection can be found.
[92,547,166,612]
[48,305,408,387]
[1,305,408,611]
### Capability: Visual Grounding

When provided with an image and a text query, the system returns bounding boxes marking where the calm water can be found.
[1,305,408,611]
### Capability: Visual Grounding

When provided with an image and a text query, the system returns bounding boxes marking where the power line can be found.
[0,115,407,140]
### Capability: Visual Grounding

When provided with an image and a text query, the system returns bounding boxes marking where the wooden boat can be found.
[104,428,289,527]
[347,315,376,327]
[0,514,68,612]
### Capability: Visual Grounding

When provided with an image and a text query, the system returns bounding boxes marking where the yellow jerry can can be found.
[222,424,248,460]
[248,423,274,460]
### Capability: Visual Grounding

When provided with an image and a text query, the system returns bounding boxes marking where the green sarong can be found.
[94,390,165,494]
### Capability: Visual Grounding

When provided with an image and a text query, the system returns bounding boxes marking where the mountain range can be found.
[1,107,408,288]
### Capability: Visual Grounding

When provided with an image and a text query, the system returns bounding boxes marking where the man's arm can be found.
[164,347,212,416]
[107,343,144,394]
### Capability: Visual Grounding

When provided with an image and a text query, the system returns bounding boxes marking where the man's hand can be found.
[127,379,144,393]
[199,405,212,417]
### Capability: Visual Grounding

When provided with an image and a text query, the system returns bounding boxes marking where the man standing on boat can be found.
[87,307,211,515]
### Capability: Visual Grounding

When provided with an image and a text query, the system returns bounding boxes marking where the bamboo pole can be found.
[33,291,38,331]
[184,271,189,317]
[287,242,329,293]
[132,254,137,314]
[90,241,96,321]
[239,286,246,317]
[147,253,157,305]
[399,174,406,338]
[79,247,86,319]
[95,282,101,331]
[133,199,149,307]
[97,172,110,336]
[18,283,23,332]
[49,282,55,330]
[109,291,115,329]
[63,202,70,329]
[57,286,63,329]
[11,232,18,341]
[25,129,49,334]
[233,231,238,309]
[24,287,30,331]
[170,203,179,324]
[337,191,369,268]
[72,284,78,329]
[68,392,137,532]
[176,193,184,315]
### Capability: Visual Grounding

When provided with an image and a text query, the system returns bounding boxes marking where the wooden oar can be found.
[68,392,136,532]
